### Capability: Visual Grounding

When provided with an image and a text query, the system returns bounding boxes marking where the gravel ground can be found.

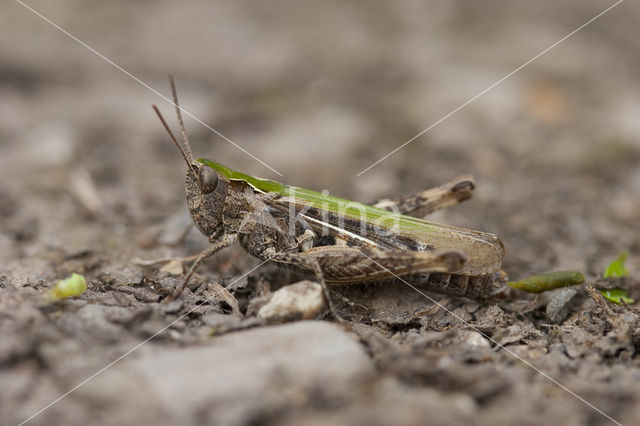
[2,1,640,425]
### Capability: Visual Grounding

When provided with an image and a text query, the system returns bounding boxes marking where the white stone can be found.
[258,281,324,321]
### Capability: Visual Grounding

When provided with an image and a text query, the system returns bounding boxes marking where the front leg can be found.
[371,175,475,218]
[166,233,238,301]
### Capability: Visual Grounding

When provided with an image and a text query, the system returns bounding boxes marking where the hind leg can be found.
[265,245,466,321]
[371,175,475,218]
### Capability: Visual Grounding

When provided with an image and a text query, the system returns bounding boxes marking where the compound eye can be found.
[199,166,219,194]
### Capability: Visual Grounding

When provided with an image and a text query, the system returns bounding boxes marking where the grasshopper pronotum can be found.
[153,77,506,319]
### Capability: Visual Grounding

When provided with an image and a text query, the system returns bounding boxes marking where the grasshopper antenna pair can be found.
[153,75,195,173]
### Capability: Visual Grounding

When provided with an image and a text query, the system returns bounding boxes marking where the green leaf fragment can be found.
[600,288,634,305]
[603,251,630,278]
[599,252,634,304]
[51,273,87,300]
[508,270,585,294]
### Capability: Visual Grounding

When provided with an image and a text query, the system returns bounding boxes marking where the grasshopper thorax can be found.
[153,76,229,239]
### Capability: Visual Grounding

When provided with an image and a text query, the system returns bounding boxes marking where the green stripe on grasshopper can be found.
[200,158,448,231]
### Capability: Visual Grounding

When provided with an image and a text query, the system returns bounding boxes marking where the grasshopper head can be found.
[183,160,228,237]
[153,76,228,238]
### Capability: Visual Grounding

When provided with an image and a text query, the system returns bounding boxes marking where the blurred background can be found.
[2,0,639,279]
[2,0,639,281]
[2,1,640,424]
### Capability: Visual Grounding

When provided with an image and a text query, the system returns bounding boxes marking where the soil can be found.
[2,1,640,425]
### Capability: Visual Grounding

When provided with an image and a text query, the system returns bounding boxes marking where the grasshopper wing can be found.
[268,189,504,276]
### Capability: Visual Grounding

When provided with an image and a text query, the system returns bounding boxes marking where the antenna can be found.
[152,105,192,168]
[168,75,194,163]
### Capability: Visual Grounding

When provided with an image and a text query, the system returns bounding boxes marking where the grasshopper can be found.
[152,77,506,320]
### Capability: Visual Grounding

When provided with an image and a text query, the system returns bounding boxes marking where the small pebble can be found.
[258,281,324,322]
[160,259,184,276]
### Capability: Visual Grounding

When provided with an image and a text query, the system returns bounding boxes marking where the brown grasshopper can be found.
[152,77,505,320]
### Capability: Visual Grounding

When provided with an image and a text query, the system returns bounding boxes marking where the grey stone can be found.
[76,321,372,425]
[546,287,579,323]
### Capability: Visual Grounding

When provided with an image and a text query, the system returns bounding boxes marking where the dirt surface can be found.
[2,1,640,425]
